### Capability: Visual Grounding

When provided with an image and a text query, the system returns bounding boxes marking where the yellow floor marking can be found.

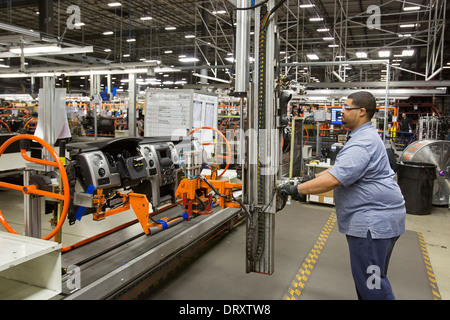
[418,233,442,300]
[284,212,336,300]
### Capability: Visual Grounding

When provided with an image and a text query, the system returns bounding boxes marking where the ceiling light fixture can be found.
[127,38,136,42]
[307,53,319,60]
[402,49,415,56]
[300,4,315,8]
[356,52,368,58]
[317,28,330,32]
[399,24,417,28]
[179,57,199,62]
[323,37,334,40]
[103,31,114,35]
[9,44,61,54]
[328,44,339,48]
[403,6,420,11]
[164,50,173,54]
[140,16,152,21]
[108,2,122,7]
[165,26,176,30]
[309,17,323,21]
[378,50,391,57]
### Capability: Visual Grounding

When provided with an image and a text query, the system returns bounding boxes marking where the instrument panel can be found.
[139,142,179,186]
[71,137,148,190]
[66,136,203,220]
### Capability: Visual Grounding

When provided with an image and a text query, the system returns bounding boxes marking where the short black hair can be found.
[347,91,377,119]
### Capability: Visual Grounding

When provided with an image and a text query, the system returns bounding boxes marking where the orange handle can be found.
[0,134,70,240]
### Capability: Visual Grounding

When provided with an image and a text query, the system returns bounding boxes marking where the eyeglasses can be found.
[342,105,363,111]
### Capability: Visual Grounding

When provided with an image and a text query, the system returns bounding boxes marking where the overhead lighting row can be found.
[300,1,420,62]
[100,1,422,76]
[306,48,415,61]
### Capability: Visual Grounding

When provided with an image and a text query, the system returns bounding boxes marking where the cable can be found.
[235,0,270,11]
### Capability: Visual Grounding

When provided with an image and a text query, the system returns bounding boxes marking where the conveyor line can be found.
[56,205,242,300]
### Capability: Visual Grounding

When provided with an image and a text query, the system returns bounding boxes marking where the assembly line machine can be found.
[0,133,247,299]
[0,0,294,299]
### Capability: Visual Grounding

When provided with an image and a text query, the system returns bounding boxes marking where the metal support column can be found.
[90,73,101,140]
[128,73,137,137]
[23,76,56,238]
[246,0,281,275]
[23,170,41,238]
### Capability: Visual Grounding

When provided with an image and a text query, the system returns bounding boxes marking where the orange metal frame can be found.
[175,176,242,216]
[87,189,187,236]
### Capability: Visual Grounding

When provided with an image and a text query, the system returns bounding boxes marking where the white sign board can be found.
[144,89,218,140]
[144,89,193,137]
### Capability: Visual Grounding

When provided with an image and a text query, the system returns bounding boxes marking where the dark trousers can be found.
[346,231,399,300]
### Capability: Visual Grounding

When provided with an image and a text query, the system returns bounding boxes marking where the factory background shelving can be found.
[395,96,440,131]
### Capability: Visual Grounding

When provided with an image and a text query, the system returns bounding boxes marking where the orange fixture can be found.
[0,134,70,241]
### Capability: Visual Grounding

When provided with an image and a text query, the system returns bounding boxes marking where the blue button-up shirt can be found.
[329,122,406,239]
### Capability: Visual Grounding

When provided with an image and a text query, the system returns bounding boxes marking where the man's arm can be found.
[315,167,331,177]
[297,172,341,195]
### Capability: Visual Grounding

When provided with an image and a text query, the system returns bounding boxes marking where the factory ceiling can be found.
[0,0,448,96]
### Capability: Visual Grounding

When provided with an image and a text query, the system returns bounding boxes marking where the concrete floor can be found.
[405,204,450,299]
[0,183,448,300]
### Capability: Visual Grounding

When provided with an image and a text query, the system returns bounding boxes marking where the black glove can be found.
[278,183,307,202]
[278,184,299,196]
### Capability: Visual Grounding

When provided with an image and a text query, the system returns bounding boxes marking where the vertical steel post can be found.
[24,77,55,238]
[235,0,250,94]
[235,0,251,199]
[23,170,41,238]
[90,73,101,140]
[128,73,137,137]
[245,0,280,275]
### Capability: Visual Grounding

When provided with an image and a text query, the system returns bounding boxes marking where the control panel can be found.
[137,141,180,208]
[76,151,121,189]
[68,137,149,190]
[139,142,179,185]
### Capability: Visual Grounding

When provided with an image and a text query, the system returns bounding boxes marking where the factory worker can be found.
[278,91,406,300]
